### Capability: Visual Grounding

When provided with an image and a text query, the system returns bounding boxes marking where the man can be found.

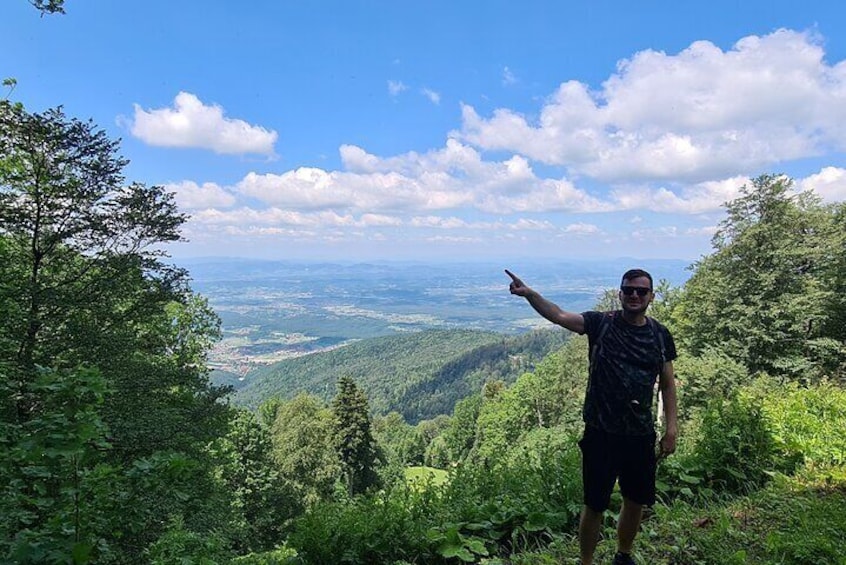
[505,268,678,565]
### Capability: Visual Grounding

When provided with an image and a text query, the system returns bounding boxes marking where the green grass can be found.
[404,465,449,488]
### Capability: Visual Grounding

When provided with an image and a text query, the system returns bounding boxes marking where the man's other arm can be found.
[658,360,678,458]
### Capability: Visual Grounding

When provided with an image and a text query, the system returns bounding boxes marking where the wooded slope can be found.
[232,328,568,422]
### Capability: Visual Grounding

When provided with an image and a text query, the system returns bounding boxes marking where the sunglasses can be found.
[620,286,651,297]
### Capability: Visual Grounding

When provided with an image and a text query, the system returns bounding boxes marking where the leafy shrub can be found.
[659,379,846,504]
[694,394,777,494]
[755,378,846,469]
[0,367,117,565]
[287,485,437,564]
[287,437,584,564]
[656,454,711,503]
[147,515,229,565]
[504,427,584,519]
[437,436,583,558]
[672,348,748,418]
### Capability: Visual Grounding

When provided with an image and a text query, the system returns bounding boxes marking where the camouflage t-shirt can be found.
[580,310,677,436]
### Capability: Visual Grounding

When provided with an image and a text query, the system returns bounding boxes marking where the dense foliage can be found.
[672,175,846,381]
[29,0,66,15]
[2,94,844,564]
[0,101,230,563]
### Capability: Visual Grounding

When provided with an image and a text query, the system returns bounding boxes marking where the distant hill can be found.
[231,328,568,423]
[209,369,247,391]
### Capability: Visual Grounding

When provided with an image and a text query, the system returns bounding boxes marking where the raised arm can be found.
[505,269,585,334]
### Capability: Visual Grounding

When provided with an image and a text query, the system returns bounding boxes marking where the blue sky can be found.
[4,0,846,263]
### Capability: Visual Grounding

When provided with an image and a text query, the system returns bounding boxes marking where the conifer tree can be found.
[331,375,380,496]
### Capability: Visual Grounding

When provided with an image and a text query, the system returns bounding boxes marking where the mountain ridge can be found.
[230,327,569,423]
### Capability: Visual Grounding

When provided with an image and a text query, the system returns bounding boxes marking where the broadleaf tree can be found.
[270,393,340,508]
[0,101,232,561]
[672,174,845,381]
[214,409,301,553]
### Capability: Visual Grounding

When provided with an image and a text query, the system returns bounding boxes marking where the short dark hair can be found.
[621,268,653,289]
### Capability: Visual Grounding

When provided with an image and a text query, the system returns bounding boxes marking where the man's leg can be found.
[579,505,603,565]
[578,426,617,564]
[616,432,656,558]
[616,496,643,554]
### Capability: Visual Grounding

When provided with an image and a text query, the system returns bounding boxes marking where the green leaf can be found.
[523,511,551,531]
[72,542,93,564]
[438,542,465,559]
[463,521,492,532]
[726,467,746,480]
[679,472,702,484]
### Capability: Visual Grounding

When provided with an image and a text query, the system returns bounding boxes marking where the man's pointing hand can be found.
[505,269,530,297]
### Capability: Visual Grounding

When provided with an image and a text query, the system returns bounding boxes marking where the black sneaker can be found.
[612,552,636,565]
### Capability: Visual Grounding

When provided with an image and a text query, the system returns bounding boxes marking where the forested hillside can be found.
[233,328,567,422]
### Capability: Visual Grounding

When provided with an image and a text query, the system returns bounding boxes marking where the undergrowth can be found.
[252,381,846,564]
[506,466,846,564]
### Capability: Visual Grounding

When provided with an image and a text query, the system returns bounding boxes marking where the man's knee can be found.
[620,496,647,515]
[620,497,644,512]
[581,504,604,520]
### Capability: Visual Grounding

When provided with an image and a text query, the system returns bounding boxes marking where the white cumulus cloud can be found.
[174,140,768,222]
[147,29,846,260]
[190,207,401,229]
[165,181,236,210]
[457,29,846,183]
[797,167,846,202]
[564,222,600,234]
[685,225,719,236]
[388,80,408,96]
[609,176,749,213]
[130,92,277,155]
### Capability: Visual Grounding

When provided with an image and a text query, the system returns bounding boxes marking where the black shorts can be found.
[578,426,657,512]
